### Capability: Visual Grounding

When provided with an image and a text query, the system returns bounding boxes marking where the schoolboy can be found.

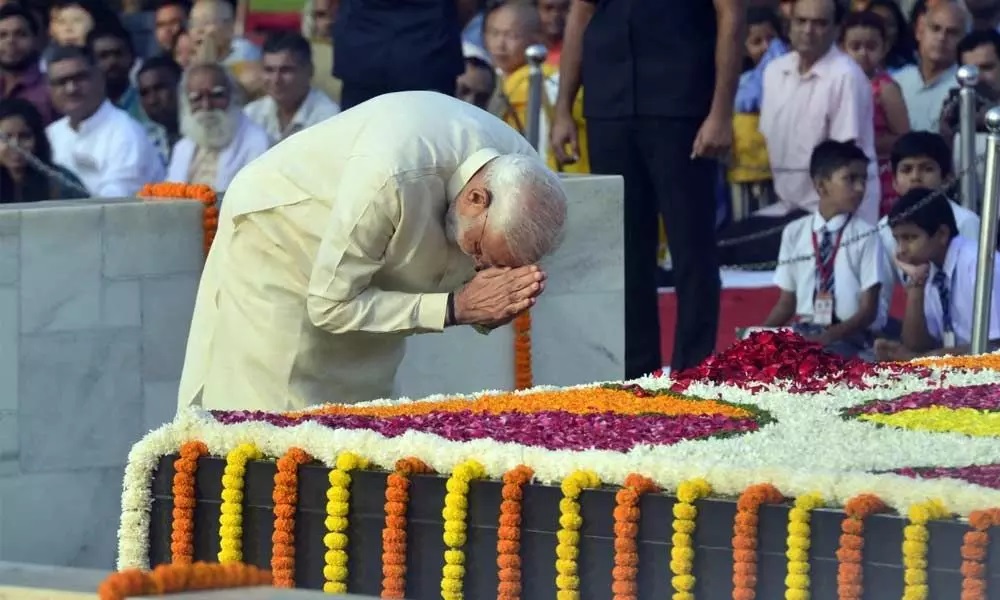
[875,188,1000,361]
[762,140,888,357]
[877,132,981,282]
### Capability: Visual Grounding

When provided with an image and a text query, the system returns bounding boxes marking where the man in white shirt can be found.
[166,62,270,192]
[244,32,340,145]
[46,45,164,197]
[892,1,967,132]
[177,92,567,412]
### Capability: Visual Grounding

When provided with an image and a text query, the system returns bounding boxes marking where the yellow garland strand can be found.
[556,469,602,600]
[903,499,950,600]
[671,478,711,600]
[323,451,370,594]
[784,492,824,600]
[441,459,486,600]
[218,443,262,563]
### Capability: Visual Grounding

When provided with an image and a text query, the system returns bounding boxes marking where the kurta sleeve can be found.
[306,166,450,335]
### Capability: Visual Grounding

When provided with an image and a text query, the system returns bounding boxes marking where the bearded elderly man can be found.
[177,91,568,412]
[166,62,270,192]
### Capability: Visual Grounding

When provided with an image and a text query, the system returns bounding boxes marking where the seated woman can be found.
[0,99,88,203]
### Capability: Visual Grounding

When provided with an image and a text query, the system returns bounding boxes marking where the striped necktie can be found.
[817,228,835,293]
[932,270,953,334]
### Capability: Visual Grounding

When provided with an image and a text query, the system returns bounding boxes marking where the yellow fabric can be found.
[310,39,343,104]
[178,94,537,412]
[500,63,590,174]
[728,112,772,184]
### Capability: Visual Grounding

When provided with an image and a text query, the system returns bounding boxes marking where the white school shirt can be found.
[923,235,1000,346]
[878,200,982,283]
[46,100,164,197]
[774,212,889,330]
[244,88,341,145]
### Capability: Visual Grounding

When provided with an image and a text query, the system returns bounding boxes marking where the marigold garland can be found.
[170,440,207,564]
[323,451,370,594]
[912,354,1000,371]
[497,465,535,600]
[903,499,950,600]
[672,478,712,600]
[441,459,486,600]
[272,447,312,588]
[218,443,262,564]
[785,492,824,600]
[836,494,888,600]
[612,473,658,600]
[557,469,602,600]
[732,483,784,600]
[513,311,532,390]
[138,182,218,256]
[382,457,434,599]
[97,561,271,600]
[961,508,1000,600]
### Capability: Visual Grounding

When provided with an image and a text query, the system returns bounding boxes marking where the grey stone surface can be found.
[394,325,514,398]
[0,213,18,286]
[101,279,141,328]
[143,380,180,432]
[102,200,204,279]
[141,273,199,382]
[530,291,625,387]
[0,412,16,477]
[0,561,106,591]
[0,287,17,412]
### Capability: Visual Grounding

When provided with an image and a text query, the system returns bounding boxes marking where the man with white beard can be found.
[177,91,568,412]
[166,62,270,191]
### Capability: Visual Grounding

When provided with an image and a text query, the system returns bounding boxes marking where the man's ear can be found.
[468,187,491,209]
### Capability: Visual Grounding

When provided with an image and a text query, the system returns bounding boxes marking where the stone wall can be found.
[0,199,203,569]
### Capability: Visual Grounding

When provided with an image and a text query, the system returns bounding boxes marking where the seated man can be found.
[46,45,164,197]
[177,91,567,412]
[166,61,270,192]
[244,32,340,145]
[876,188,1000,360]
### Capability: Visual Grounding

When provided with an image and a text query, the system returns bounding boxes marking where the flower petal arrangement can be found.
[118,332,1000,598]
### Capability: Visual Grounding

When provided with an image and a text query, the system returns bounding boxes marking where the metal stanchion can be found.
[970,107,1000,354]
[524,44,548,151]
[958,65,980,212]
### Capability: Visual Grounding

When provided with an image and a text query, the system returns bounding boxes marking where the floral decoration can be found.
[218,443,261,563]
[381,457,433,599]
[960,508,1000,600]
[836,494,887,600]
[170,440,207,564]
[323,451,370,594]
[784,492,824,600]
[271,447,311,587]
[732,483,785,600]
[138,182,218,256]
[556,470,601,600]
[513,311,532,390]
[441,459,485,600]
[903,499,950,600]
[612,473,658,600]
[671,478,711,600]
[97,561,271,600]
[497,465,534,600]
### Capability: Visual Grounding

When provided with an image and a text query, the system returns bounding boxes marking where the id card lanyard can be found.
[810,217,850,327]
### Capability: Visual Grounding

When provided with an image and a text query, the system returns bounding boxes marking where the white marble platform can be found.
[0,199,204,570]
[395,174,625,397]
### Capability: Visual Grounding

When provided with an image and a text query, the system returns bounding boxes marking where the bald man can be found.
[893,0,968,131]
[188,0,260,66]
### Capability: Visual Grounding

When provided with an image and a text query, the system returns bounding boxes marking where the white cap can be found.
[462,41,493,67]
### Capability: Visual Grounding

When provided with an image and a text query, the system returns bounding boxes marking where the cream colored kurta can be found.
[177,91,537,412]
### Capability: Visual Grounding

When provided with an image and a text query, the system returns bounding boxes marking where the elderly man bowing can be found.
[178,91,568,412]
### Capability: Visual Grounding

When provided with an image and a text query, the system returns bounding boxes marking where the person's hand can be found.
[895,254,929,288]
[453,266,546,325]
[691,111,733,159]
[874,338,917,362]
[549,109,579,166]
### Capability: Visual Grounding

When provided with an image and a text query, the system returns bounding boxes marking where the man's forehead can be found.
[792,0,834,20]
[927,5,965,27]
[963,43,1000,62]
[48,58,88,75]
[188,68,226,87]
[262,50,299,67]
[0,15,31,32]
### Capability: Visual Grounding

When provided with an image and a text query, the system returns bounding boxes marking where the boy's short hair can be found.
[888,187,958,239]
[809,139,869,180]
[890,131,953,178]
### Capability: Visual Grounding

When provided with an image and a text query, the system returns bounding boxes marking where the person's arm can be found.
[306,169,452,335]
[763,290,797,326]
[553,0,595,117]
[900,281,939,352]
[875,79,910,156]
[821,285,880,343]
[764,226,797,326]
[707,0,745,124]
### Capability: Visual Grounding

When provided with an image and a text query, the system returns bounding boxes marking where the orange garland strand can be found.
[961,508,1000,600]
[138,182,219,257]
[497,465,535,600]
[381,457,434,599]
[513,311,532,390]
[731,483,784,600]
[271,447,312,588]
[612,473,659,600]
[836,494,887,600]
[170,441,208,564]
[97,562,272,600]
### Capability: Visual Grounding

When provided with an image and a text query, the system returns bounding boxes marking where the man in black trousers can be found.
[551,0,744,378]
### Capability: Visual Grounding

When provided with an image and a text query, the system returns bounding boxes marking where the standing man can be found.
[0,4,53,124]
[551,0,743,377]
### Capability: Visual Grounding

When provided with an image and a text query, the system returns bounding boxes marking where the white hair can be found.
[483,154,568,264]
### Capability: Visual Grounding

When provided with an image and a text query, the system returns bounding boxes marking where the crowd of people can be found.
[1,0,999,375]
